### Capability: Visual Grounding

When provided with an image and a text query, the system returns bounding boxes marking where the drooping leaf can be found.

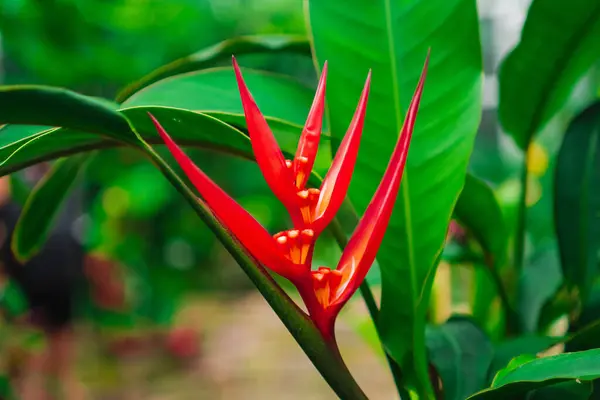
[0,86,134,143]
[426,316,494,400]
[307,0,482,394]
[498,0,600,149]
[117,34,311,102]
[11,154,89,262]
[468,349,600,400]
[0,106,306,178]
[554,101,600,301]
[454,173,508,263]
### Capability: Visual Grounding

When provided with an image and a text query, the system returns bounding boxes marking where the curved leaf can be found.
[0,86,134,143]
[0,106,305,177]
[307,0,483,394]
[426,317,494,400]
[498,0,600,149]
[469,349,600,400]
[11,154,88,262]
[117,34,311,102]
[123,68,314,126]
[554,101,600,301]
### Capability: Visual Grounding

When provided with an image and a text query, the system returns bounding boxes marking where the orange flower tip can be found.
[285,159,293,168]
[288,230,300,239]
[308,188,320,195]
[297,190,309,200]
[276,236,288,245]
[301,229,314,238]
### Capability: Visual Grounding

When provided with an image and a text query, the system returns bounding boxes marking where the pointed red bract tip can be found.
[147,113,297,279]
[292,61,328,190]
[311,71,372,235]
[232,59,300,222]
[331,54,429,309]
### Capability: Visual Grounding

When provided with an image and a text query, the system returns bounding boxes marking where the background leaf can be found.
[498,0,600,149]
[554,101,600,301]
[11,154,89,262]
[527,380,593,400]
[488,336,562,382]
[454,174,508,262]
[117,34,311,102]
[469,349,600,400]
[426,316,494,400]
[307,0,482,394]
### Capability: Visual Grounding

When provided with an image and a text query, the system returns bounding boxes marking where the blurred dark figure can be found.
[0,175,125,400]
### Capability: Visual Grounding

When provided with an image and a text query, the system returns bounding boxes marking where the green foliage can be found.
[455,174,508,263]
[2,0,600,398]
[308,1,483,396]
[554,101,600,302]
[117,34,311,102]
[469,349,600,399]
[426,316,494,400]
[499,0,600,149]
[11,154,88,262]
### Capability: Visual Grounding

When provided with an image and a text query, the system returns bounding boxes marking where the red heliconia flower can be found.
[149,53,428,340]
[232,57,371,237]
[297,58,428,339]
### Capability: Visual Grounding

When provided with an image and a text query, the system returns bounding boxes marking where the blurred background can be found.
[0,0,598,399]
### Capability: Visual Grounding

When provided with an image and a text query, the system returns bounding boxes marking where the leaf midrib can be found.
[383,0,418,305]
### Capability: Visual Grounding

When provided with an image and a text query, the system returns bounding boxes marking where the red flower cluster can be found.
[149,55,428,339]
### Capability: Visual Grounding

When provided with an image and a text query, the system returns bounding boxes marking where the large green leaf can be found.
[468,349,600,400]
[426,317,494,400]
[307,0,483,395]
[11,154,89,262]
[554,101,600,301]
[498,0,600,149]
[117,34,311,102]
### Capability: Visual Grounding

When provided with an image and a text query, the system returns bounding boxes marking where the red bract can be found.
[148,114,312,282]
[150,53,428,340]
[298,56,429,339]
[233,57,371,237]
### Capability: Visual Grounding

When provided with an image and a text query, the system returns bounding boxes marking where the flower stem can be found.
[330,216,408,399]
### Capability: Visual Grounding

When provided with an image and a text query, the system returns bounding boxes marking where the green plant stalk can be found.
[329,218,409,399]
[136,139,368,399]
